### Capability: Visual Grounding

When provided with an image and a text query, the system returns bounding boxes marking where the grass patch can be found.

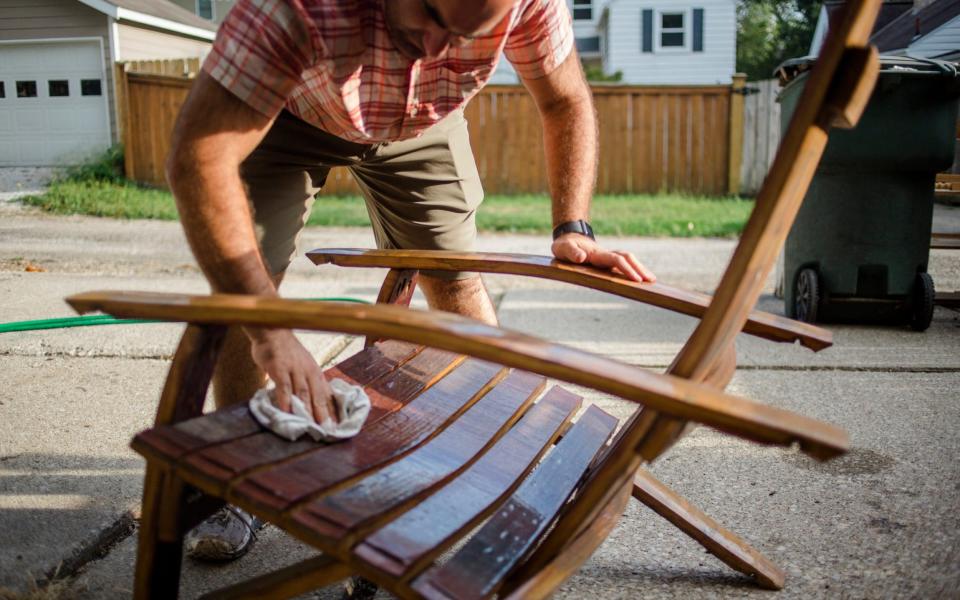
[22,150,752,237]
[306,194,752,237]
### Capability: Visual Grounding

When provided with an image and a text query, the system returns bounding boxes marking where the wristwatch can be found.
[552,220,595,241]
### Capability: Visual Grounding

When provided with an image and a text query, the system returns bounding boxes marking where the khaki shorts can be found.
[241,108,484,279]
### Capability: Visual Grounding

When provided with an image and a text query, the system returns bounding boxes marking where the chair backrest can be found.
[637,0,883,460]
[512,0,883,580]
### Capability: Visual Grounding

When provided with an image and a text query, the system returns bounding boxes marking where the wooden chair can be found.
[66,2,881,597]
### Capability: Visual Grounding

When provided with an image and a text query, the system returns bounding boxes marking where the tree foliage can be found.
[737,0,823,80]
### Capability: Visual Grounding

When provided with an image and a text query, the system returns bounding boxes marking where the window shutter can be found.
[693,8,704,52]
[642,9,653,53]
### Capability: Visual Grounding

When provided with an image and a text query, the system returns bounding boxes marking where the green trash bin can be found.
[777,55,960,331]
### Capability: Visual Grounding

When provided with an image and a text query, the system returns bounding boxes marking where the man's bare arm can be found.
[166,72,335,422]
[521,51,655,283]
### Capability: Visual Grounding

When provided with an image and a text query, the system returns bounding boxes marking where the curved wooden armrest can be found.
[67,291,846,460]
[306,248,832,352]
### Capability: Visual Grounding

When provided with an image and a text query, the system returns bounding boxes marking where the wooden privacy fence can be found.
[118,65,747,196]
[740,79,782,196]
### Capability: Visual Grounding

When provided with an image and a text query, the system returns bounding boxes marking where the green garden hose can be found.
[0,297,372,334]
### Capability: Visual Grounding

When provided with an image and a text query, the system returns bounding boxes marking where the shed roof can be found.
[870,0,960,51]
[77,0,217,40]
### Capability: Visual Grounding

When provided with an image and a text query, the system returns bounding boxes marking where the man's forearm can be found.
[169,159,277,298]
[540,95,598,226]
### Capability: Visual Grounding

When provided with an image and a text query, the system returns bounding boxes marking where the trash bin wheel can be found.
[795,268,820,324]
[910,272,935,332]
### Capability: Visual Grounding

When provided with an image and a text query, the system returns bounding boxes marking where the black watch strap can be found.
[552,220,595,241]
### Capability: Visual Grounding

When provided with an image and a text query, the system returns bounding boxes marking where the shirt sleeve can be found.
[202,0,320,118]
[502,0,575,80]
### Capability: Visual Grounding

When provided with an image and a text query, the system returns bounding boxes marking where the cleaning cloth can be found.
[249,378,371,442]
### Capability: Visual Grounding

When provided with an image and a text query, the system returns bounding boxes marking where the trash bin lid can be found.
[775,54,957,85]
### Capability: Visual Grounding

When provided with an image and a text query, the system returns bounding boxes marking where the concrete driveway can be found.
[1,191,959,599]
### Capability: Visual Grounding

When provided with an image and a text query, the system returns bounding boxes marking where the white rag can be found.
[248,378,371,443]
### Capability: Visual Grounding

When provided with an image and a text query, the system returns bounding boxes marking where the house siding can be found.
[0,0,116,141]
[116,23,211,61]
[168,0,237,24]
[603,0,736,84]
[907,13,960,57]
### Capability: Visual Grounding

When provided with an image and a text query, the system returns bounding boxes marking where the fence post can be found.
[727,73,747,196]
[114,62,134,179]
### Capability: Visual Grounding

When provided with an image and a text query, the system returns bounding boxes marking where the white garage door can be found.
[0,40,110,166]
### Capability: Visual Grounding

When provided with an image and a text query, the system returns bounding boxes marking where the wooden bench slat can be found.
[411,405,619,600]
[289,370,547,552]
[353,386,584,580]
[176,348,464,494]
[229,358,506,516]
[130,341,421,466]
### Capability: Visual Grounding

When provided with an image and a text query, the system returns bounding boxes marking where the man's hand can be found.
[552,233,656,283]
[248,328,338,424]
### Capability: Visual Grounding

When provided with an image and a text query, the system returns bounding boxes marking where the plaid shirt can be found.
[203,0,574,142]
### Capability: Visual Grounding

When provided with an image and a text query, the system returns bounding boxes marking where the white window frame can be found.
[656,9,691,53]
[572,0,593,21]
[196,0,214,20]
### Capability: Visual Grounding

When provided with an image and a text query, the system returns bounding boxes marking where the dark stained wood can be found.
[198,554,352,600]
[934,291,960,308]
[179,348,464,494]
[931,232,960,250]
[158,324,226,426]
[131,341,422,469]
[306,249,833,352]
[289,370,547,552]
[355,387,585,581]
[500,480,633,600]
[133,467,185,599]
[68,291,849,459]
[229,359,506,515]
[411,405,618,600]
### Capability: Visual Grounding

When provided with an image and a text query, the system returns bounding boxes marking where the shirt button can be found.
[410,107,418,117]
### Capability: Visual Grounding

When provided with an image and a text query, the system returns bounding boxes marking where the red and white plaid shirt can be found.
[203,0,574,142]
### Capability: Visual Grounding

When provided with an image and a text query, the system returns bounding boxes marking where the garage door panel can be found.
[18,141,46,163]
[0,41,110,166]
[13,108,45,131]
[47,107,81,131]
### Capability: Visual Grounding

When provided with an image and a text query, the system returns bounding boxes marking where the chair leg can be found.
[134,466,189,599]
[631,468,786,590]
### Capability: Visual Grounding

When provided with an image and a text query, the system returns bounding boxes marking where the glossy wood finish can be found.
[180,348,463,495]
[132,341,423,468]
[412,404,618,599]
[356,387,584,581]
[68,291,848,459]
[291,370,547,552]
[234,359,506,516]
[501,480,634,600]
[307,249,833,352]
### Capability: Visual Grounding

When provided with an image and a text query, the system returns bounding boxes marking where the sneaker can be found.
[341,576,379,599]
[184,505,264,562]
